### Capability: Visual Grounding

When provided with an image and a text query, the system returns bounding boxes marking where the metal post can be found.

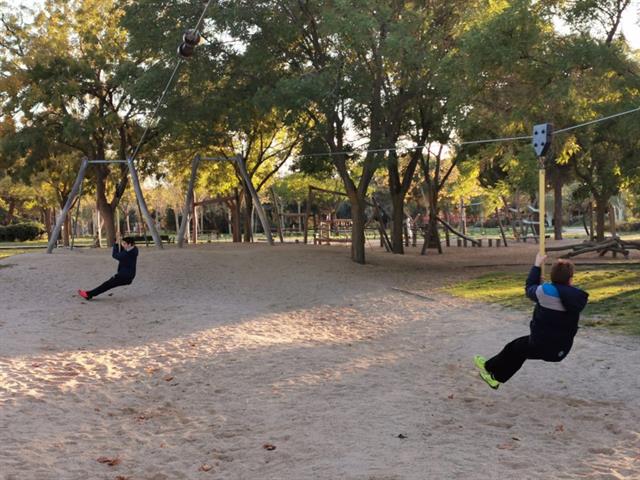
[177,155,200,247]
[127,158,163,249]
[47,158,89,253]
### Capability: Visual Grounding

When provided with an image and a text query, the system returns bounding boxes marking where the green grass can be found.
[0,249,31,260]
[448,266,640,335]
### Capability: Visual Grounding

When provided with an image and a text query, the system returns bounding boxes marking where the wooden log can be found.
[436,216,480,246]
[561,239,619,258]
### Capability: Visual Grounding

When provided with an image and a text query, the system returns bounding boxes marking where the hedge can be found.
[0,222,45,242]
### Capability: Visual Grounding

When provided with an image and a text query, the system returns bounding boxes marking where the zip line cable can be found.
[129,0,214,163]
[554,105,640,134]
[294,104,640,159]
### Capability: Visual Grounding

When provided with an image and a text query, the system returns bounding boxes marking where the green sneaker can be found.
[473,355,500,390]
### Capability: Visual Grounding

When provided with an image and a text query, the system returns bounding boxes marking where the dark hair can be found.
[122,236,135,246]
[550,259,574,285]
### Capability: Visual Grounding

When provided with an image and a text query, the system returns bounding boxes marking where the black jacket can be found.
[113,244,138,279]
[525,266,589,357]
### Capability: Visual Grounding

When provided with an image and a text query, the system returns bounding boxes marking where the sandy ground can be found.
[0,240,639,480]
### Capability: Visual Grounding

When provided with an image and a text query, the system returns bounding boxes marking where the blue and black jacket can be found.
[113,243,138,279]
[525,266,589,360]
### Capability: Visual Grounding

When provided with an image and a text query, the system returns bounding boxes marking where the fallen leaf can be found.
[199,464,213,472]
[263,443,276,451]
[97,456,121,466]
[164,375,174,382]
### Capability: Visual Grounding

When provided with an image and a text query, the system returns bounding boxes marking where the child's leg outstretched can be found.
[79,274,132,299]
[484,335,534,383]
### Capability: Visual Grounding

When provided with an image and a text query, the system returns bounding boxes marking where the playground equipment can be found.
[302,186,391,250]
[546,237,640,259]
[177,154,273,247]
[46,158,162,253]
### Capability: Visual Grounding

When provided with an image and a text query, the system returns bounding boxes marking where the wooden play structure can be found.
[303,186,391,250]
[177,154,273,247]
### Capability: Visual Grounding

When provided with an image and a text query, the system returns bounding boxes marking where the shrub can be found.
[615,222,640,233]
[0,222,45,241]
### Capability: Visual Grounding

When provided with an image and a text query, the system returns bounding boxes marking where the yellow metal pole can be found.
[539,163,545,277]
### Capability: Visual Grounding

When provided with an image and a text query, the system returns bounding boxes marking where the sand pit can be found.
[1,242,638,479]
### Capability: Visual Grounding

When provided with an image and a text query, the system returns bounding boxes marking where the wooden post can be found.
[178,155,200,247]
[47,158,89,253]
[539,159,546,276]
[128,158,163,249]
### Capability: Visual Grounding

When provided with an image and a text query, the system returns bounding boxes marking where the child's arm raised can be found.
[524,253,547,301]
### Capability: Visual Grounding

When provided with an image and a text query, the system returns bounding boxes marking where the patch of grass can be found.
[448,265,640,336]
[0,249,30,260]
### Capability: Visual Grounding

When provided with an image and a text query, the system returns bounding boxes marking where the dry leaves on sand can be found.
[97,456,121,466]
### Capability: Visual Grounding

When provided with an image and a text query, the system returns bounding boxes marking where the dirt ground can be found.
[1,240,639,479]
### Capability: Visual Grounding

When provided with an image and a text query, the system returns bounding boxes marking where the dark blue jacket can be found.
[525,266,589,359]
[113,244,138,279]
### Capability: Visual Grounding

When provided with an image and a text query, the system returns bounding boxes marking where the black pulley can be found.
[178,42,195,58]
[183,30,201,46]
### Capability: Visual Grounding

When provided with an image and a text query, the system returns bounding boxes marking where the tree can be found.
[0,0,163,245]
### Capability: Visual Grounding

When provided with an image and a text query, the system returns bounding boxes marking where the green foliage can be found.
[0,222,45,241]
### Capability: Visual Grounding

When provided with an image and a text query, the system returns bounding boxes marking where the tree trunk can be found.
[608,202,617,237]
[350,196,367,264]
[553,173,563,240]
[96,169,116,246]
[242,189,253,242]
[390,192,404,254]
[173,208,180,235]
[42,207,52,240]
[63,213,71,247]
[595,197,607,241]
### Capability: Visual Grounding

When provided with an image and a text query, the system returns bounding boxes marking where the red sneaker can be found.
[78,289,90,300]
